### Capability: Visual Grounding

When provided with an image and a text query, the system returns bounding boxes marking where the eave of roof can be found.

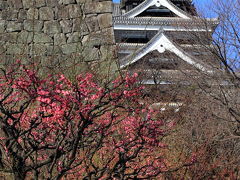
[119,31,213,73]
[113,16,219,31]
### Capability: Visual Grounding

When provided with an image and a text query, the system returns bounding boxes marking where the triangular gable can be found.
[123,0,191,19]
[120,31,213,73]
[129,50,194,70]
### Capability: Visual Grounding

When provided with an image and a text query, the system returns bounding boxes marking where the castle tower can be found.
[113,0,219,85]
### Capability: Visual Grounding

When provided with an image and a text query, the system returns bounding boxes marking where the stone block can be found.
[0,32,18,43]
[82,35,89,45]
[23,20,43,32]
[83,33,102,47]
[1,10,18,20]
[60,20,72,33]
[0,33,7,42]
[6,21,22,32]
[86,14,97,18]
[100,45,109,60]
[67,32,81,43]
[39,7,54,20]
[29,43,49,55]
[8,10,19,20]
[0,20,5,33]
[46,0,58,7]
[62,0,76,4]
[6,43,26,54]
[54,33,66,45]
[0,1,8,10]
[8,0,23,9]
[35,0,46,7]
[38,56,59,69]
[97,13,112,29]
[86,16,99,32]
[46,45,62,55]
[76,0,88,4]
[61,43,80,54]
[43,21,62,34]
[101,27,115,44]
[57,5,69,19]
[84,1,112,14]
[0,55,16,66]
[100,45,114,60]
[0,10,7,20]
[18,9,27,22]
[6,32,19,43]
[82,47,100,61]
[22,0,34,9]
[18,31,34,43]
[0,44,6,54]
[33,33,53,43]
[27,8,39,20]
[72,18,88,35]
[67,4,82,18]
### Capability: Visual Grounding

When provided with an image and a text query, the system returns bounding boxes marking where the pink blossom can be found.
[37,89,49,96]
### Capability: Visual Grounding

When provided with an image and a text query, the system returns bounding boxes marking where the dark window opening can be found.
[137,6,177,17]
[121,37,149,43]
[148,61,179,70]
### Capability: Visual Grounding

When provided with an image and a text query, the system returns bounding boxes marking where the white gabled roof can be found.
[123,0,191,19]
[120,31,213,73]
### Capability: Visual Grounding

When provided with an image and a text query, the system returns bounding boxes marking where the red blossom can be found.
[0,62,169,179]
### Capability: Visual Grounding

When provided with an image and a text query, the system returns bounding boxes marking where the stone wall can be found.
[0,0,115,72]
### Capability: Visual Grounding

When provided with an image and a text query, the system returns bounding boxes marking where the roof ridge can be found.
[122,0,192,19]
[120,31,212,72]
